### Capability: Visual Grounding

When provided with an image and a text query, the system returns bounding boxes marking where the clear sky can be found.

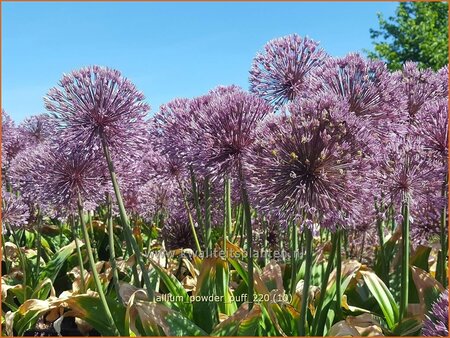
[3,2,398,122]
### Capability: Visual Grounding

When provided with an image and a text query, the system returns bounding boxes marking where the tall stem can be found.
[2,234,10,274]
[100,136,153,299]
[176,177,202,254]
[204,177,212,253]
[311,233,338,336]
[290,221,298,296]
[224,178,232,256]
[399,196,410,321]
[77,194,119,335]
[107,193,121,298]
[71,216,86,294]
[299,228,313,336]
[7,223,27,299]
[335,229,343,320]
[123,229,141,287]
[189,166,205,239]
[262,217,268,266]
[35,209,43,279]
[240,179,254,310]
[88,212,98,261]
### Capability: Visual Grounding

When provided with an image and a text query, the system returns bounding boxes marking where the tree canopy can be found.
[369,2,448,70]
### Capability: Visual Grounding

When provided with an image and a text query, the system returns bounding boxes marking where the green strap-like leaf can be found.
[361,269,399,329]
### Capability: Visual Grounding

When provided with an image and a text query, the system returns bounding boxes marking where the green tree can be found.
[369,2,448,70]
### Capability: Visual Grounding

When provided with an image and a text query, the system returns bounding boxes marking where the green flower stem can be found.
[7,223,27,299]
[77,193,119,336]
[123,230,141,288]
[190,167,205,239]
[262,217,268,266]
[88,212,98,261]
[399,196,410,321]
[2,234,10,274]
[335,229,343,320]
[359,231,366,263]
[204,177,212,253]
[231,204,241,243]
[224,178,232,256]
[71,216,86,294]
[100,136,154,299]
[311,233,338,336]
[299,228,313,336]
[239,206,246,248]
[176,176,202,254]
[107,193,121,298]
[35,209,43,279]
[290,221,298,296]
[241,185,254,310]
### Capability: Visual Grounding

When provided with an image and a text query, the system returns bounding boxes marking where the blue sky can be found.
[3,2,398,122]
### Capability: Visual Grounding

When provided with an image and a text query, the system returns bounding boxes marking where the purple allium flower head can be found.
[9,144,47,205]
[12,142,108,215]
[413,98,448,164]
[245,96,371,230]
[375,135,442,212]
[162,213,198,251]
[1,188,30,231]
[44,66,150,154]
[423,290,449,336]
[400,62,444,120]
[249,34,327,106]
[411,196,446,246]
[151,96,210,172]
[2,110,27,174]
[187,86,273,179]
[18,113,54,146]
[312,54,404,136]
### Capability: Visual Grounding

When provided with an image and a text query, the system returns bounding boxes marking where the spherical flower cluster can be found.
[161,213,198,251]
[2,188,30,231]
[375,136,441,212]
[18,113,54,147]
[250,34,327,106]
[411,198,445,246]
[400,62,445,119]
[312,53,404,138]
[10,142,109,215]
[44,66,150,155]
[245,96,371,230]
[423,290,449,336]
[2,110,27,174]
[412,98,448,164]
[187,87,273,179]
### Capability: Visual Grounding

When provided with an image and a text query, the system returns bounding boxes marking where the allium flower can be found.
[18,113,54,146]
[412,98,448,163]
[2,188,30,230]
[250,34,327,106]
[400,62,444,119]
[161,214,198,250]
[423,290,448,336]
[376,136,442,211]
[313,54,404,136]
[436,65,448,99]
[186,86,273,179]
[411,197,445,246]
[44,66,150,154]
[252,211,288,252]
[2,110,27,174]
[245,97,371,229]
[11,142,108,215]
